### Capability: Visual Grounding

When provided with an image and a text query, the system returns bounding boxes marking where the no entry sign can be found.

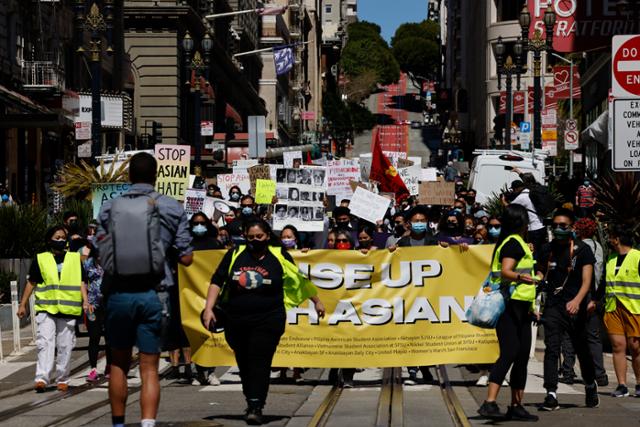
[613,35,640,98]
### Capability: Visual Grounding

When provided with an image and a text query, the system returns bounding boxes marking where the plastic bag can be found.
[466,275,506,329]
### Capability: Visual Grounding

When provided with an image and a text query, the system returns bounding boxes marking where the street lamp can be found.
[75,1,114,163]
[520,5,556,150]
[182,32,212,166]
[494,36,525,150]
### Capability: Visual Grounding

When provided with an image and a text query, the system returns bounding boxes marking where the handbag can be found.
[466,273,506,329]
[201,305,226,334]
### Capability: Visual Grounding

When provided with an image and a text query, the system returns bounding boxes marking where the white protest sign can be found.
[359,154,372,182]
[283,151,303,168]
[326,159,361,199]
[349,187,390,224]
[420,168,438,182]
[217,173,251,198]
[398,164,421,196]
[383,151,407,167]
[183,189,207,218]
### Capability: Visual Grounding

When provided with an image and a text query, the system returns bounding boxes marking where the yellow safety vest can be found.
[34,251,83,316]
[490,234,536,304]
[604,249,640,314]
[226,245,317,309]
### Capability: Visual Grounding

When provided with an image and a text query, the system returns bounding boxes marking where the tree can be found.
[391,21,439,47]
[391,20,441,80]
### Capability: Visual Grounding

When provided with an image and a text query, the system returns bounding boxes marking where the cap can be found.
[510,180,524,190]
[474,210,488,219]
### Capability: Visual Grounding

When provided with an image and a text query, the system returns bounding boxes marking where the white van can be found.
[468,150,547,205]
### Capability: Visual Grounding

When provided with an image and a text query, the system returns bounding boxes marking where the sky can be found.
[358,0,428,44]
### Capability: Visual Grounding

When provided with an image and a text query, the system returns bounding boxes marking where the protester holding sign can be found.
[202,219,325,424]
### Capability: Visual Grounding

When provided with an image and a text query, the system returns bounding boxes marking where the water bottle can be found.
[86,309,96,322]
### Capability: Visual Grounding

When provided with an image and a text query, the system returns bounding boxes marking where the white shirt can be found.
[511,189,544,231]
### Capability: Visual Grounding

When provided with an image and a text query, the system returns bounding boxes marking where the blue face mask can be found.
[192,224,207,236]
[411,222,427,233]
[1,194,8,202]
[242,207,253,216]
[488,227,501,238]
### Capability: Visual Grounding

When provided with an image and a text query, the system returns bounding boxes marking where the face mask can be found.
[336,242,352,250]
[464,225,474,235]
[230,193,241,201]
[465,196,475,204]
[446,221,458,231]
[453,208,463,214]
[281,238,296,249]
[394,224,405,236]
[1,194,8,202]
[50,239,66,252]
[242,207,253,216]
[219,236,229,245]
[476,238,484,244]
[583,181,590,186]
[86,235,95,243]
[192,224,207,236]
[247,239,268,252]
[207,190,216,197]
[359,239,373,248]
[224,216,235,223]
[67,220,79,233]
[411,222,427,233]
[336,220,350,228]
[488,227,501,237]
[552,227,573,240]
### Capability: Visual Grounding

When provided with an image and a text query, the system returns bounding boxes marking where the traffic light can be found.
[152,121,163,145]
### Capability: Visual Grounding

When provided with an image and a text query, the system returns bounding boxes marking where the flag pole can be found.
[233,41,311,58]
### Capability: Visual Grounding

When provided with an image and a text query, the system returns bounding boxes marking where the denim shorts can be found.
[105,290,164,353]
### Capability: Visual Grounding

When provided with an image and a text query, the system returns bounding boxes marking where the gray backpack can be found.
[98,191,165,277]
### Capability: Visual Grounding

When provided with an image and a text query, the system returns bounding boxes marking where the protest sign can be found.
[274,166,327,232]
[248,164,271,196]
[349,180,369,193]
[349,187,390,224]
[255,179,276,204]
[418,181,456,205]
[283,151,303,168]
[359,154,372,182]
[420,168,438,182]
[183,189,206,218]
[383,151,407,167]
[179,246,498,367]
[155,144,190,201]
[397,157,414,168]
[398,164,421,196]
[217,172,250,199]
[91,183,131,219]
[326,159,360,199]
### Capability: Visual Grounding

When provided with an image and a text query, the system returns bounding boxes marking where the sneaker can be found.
[585,383,599,408]
[506,404,539,421]
[612,384,629,398]
[477,400,503,420]
[244,407,263,425]
[87,368,99,383]
[343,379,354,388]
[596,375,609,387]
[635,384,640,398]
[558,375,575,385]
[56,383,69,392]
[34,381,46,393]
[166,366,180,380]
[404,371,418,386]
[422,370,435,384]
[541,393,560,411]
[476,375,489,387]
[207,373,221,386]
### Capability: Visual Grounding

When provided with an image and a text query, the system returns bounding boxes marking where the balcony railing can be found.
[21,60,65,91]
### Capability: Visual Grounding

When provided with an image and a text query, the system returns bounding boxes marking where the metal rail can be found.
[375,367,403,427]
[436,365,471,427]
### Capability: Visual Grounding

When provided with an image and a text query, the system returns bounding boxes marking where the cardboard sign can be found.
[248,165,271,196]
[255,179,276,204]
[349,187,391,224]
[418,181,456,206]
[396,157,415,168]
[349,180,369,193]
[91,183,131,219]
[283,151,303,168]
[183,189,207,218]
[155,145,191,201]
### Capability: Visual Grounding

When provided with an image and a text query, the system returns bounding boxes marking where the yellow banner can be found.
[178,246,499,368]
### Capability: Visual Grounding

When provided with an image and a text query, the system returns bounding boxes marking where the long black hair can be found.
[494,204,529,251]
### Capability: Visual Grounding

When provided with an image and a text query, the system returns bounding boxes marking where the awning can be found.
[0,83,51,113]
[225,104,243,127]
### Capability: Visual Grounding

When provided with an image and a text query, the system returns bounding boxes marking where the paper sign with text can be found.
[183,189,207,218]
[326,159,361,199]
[91,183,131,219]
[255,179,276,204]
[283,151,303,168]
[349,187,390,224]
[155,145,191,201]
[217,173,250,199]
[420,168,438,182]
[419,181,456,205]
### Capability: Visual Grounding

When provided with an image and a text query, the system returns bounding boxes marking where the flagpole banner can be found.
[179,246,499,368]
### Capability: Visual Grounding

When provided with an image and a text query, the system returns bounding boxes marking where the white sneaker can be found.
[476,375,489,387]
[207,373,221,386]
[502,379,509,386]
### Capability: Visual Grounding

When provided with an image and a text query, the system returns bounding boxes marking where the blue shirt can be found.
[97,183,193,287]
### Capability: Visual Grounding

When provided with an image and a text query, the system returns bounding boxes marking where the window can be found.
[325,4,332,14]
[497,0,526,22]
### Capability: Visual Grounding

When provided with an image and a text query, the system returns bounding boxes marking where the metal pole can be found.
[505,72,513,150]
[533,50,542,150]
[569,60,574,178]
[91,57,102,160]
[10,281,21,355]
[29,294,36,344]
[194,89,202,165]
[205,8,261,20]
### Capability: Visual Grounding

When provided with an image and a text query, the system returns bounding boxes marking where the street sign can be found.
[612,99,640,171]
[564,130,579,150]
[205,143,225,151]
[75,121,91,141]
[565,119,578,132]
[201,121,213,136]
[612,35,640,98]
[248,115,266,158]
[519,132,531,150]
[519,122,531,133]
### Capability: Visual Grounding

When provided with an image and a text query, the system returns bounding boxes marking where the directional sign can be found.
[612,99,640,171]
[564,129,579,150]
[613,35,640,98]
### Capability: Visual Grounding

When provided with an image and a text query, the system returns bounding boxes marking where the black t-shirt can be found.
[28,252,88,284]
[499,238,526,263]
[397,233,438,247]
[211,246,294,319]
[192,236,222,251]
[538,240,596,306]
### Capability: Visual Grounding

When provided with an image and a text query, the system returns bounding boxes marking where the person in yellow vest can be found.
[478,204,542,422]
[17,225,90,392]
[601,224,640,398]
[203,219,325,425]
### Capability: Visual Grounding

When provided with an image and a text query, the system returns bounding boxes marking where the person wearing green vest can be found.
[478,204,541,422]
[17,225,89,393]
[601,224,640,398]
[203,219,325,425]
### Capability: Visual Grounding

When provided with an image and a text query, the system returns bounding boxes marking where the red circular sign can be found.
[614,36,640,97]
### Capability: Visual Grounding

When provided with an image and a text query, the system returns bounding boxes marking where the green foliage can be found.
[484,186,508,218]
[592,171,640,239]
[391,21,439,47]
[53,199,94,229]
[0,205,49,259]
[347,102,376,133]
[347,21,385,45]
[0,270,17,304]
[391,20,440,78]
[341,38,400,86]
[322,94,376,136]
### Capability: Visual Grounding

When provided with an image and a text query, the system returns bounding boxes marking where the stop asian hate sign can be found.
[155,144,191,201]
[613,35,640,98]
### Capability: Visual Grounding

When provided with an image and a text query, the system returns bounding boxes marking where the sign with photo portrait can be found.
[273,166,327,231]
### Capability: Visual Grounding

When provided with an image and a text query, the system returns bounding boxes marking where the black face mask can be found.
[67,220,79,233]
[336,220,350,228]
[446,222,458,232]
[359,240,373,248]
[50,240,67,252]
[394,224,405,237]
[247,239,268,252]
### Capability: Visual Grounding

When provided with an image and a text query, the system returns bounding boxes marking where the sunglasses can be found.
[553,223,571,229]
[192,222,207,226]
[336,238,350,243]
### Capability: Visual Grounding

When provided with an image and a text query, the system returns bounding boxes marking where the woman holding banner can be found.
[202,219,325,425]
[478,204,541,422]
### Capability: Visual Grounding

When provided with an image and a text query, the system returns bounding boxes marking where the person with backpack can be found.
[507,179,548,262]
[96,152,193,427]
[202,219,324,425]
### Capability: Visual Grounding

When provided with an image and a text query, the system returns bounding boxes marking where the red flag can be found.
[306,151,312,165]
[369,130,410,202]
